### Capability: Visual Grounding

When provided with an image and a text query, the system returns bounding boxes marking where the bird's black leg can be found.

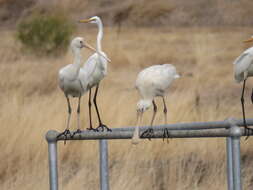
[240,79,253,140]
[57,94,72,144]
[162,97,168,124]
[162,97,170,143]
[94,84,111,132]
[251,88,253,104]
[86,89,98,132]
[57,129,71,145]
[241,79,247,128]
[141,100,157,140]
[163,128,170,143]
[150,100,157,126]
[72,95,83,138]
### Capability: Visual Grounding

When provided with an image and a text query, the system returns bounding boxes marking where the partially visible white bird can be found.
[233,35,253,137]
[57,37,97,139]
[132,64,180,144]
[79,16,111,132]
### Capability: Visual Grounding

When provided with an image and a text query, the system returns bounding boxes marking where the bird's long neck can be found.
[96,19,103,53]
[72,48,82,76]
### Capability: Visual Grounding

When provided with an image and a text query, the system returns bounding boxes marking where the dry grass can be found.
[1,26,253,190]
[2,0,253,27]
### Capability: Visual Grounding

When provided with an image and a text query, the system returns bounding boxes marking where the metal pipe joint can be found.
[46,130,58,143]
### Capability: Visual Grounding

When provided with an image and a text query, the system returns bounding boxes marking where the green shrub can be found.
[17,12,75,56]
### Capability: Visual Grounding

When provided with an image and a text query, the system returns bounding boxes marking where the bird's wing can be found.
[83,54,97,76]
[135,67,163,98]
[234,52,253,82]
[152,69,172,91]
[58,64,78,80]
[136,64,179,98]
[78,68,89,93]
[58,69,66,91]
[99,51,108,74]
[83,52,108,79]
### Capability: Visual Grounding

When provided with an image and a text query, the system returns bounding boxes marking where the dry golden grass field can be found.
[1,26,253,190]
[1,0,253,190]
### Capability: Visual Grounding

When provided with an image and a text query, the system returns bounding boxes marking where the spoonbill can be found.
[79,16,112,132]
[132,64,180,144]
[233,35,253,138]
[57,37,97,140]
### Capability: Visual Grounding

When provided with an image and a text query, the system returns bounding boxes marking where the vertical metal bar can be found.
[226,137,234,190]
[228,119,242,190]
[99,140,109,190]
[231,135,242,190]
[48,142,58,190]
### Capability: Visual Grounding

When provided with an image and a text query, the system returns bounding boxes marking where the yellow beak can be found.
[83,42,96,52]
[79,18,95,23]
[84,42,112,63]
[244,37,253,43]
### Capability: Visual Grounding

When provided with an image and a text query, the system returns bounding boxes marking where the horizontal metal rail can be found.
[112,118,253,131]
[46,118,253,142]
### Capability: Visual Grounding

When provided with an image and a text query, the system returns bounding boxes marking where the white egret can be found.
[132,64,180,144]
[79,16,112,132]
[233,35,253,137]
[57,37,97,140]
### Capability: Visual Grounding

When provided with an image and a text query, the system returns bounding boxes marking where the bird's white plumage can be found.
[81,16,109,89]
[58,37,89,97]
[136,64,180,102]
[232,37,253,134]
[132,64,180,144]
[234,47,253,83]
[58,37,98,135]
[59,67,88,97]
[77,16,112,131]
[83,51,108,88]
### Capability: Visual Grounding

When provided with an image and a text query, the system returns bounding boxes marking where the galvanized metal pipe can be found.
[48,142,58,190]
[45,118,253,142]
[230,126,242,190]
[99,140,110,190]
[54,128,249,141]
[111,118,253,131]
[45,119,253,142]
[226,137,234,190]
[46,131,59,190]
[232,137,242,190]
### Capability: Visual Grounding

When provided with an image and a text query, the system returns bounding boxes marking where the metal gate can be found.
[45,118,253,190]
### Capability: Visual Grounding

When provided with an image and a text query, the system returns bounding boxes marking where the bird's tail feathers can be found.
[234,72,245,83]
[174,74,180,79]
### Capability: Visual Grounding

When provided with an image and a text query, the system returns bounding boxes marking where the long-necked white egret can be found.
[57,37,97,140]
[79,16,112,132]
[233,35,253,138]
[132,64,180,144]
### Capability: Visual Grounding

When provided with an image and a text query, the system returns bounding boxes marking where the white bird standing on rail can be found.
[132,64,180,144]
[233,35,253,138]
[57,37,98,140]
[79,16,112,132]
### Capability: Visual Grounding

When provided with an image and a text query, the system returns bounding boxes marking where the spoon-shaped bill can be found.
[132,112,142,145]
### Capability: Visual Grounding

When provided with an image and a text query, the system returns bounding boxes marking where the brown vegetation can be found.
[1,0,253,27]
[1,0,253,189]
